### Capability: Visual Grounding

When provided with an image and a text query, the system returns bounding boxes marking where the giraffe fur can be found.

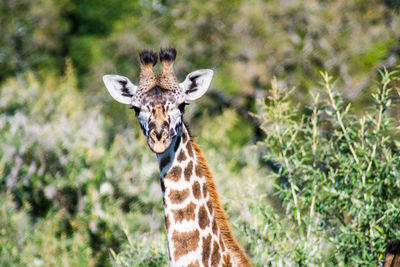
[103,48,252,267]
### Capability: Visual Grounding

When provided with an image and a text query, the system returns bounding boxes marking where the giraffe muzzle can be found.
[148,129,171,154]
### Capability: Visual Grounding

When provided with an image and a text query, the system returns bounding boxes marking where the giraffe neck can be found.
[157,124,251,267]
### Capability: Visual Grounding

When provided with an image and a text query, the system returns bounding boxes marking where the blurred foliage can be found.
[2,1,400,103]
[0,0,70,80]
[0,65,165,265]
[1,0,400,266]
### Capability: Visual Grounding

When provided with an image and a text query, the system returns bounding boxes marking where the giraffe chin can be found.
[148,139,171,154]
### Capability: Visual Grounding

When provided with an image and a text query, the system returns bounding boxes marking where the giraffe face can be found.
[134,86,185,154]
[103,48,213,154]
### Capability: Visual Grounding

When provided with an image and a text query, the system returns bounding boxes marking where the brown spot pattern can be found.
[212,219,218,235]
[202,183,208,198]
[219,235,225,252]
[165,166,182,182]
[188,261,199,267]
[159,155,170,170]
[184,161,193,181]
[169,188,189,204]
[222,253,232,267]
[182,131,188,143]
[162,196,167,208]
[186,142,194,157]
[165,214,170,230]
[219,237,225,252]
[206,199,213,214]
[177,149,186,162]
[195,163,203,177]
[192,181,201,199]
[172,202,196,223]
[172,229,200,261]
[202,234,212,267]
[211,240,221,266]
[188,262,200,267]
[198,205,210,229]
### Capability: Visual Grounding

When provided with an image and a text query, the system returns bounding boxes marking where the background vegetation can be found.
[1,0,400,266]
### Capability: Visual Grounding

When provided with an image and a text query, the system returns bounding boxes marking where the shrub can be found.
[241,70,400,265]
[0,63,165,266]
[110,231,168,267]
[1,56,399,266]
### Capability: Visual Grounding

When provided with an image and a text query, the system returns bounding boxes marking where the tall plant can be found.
[244,70,400,265]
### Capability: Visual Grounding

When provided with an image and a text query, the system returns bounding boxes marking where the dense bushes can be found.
[0,65,166,265]
[1,1,400,266]
[0,63,399,266]
[240,70,400,265]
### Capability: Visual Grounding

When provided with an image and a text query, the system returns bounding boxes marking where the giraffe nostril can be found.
[155,131,163,141]
[150,130,168,142]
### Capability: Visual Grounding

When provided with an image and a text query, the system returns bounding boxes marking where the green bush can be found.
[1,56,399,266]
[0,192,95,266]
[0,63,165,266]
[1,1,400,266]
[110,231,168,267]
[240,70,400,265]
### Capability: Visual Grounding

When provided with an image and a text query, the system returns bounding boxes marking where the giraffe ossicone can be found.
[103,48,252,267]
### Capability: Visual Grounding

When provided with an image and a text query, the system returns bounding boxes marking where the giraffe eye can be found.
[130,106,141,116]
[178,102,189,113]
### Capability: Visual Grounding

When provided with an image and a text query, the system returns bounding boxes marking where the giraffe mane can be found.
[191,138,252,267]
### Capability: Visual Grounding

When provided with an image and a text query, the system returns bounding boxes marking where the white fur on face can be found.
[168,101,183,138]
[137,101,183,141]
[137,105,151,137]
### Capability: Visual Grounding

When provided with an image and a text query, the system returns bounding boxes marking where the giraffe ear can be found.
[103,75,138,104]
[180,69,213,101]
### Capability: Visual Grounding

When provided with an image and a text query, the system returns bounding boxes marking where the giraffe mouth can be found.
[147,132,172,154]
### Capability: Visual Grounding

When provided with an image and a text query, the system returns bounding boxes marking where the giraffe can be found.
[384,241,400,267]
[103,48,252,267]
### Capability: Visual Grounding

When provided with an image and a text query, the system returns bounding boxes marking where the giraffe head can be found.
[103,48,213,154]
